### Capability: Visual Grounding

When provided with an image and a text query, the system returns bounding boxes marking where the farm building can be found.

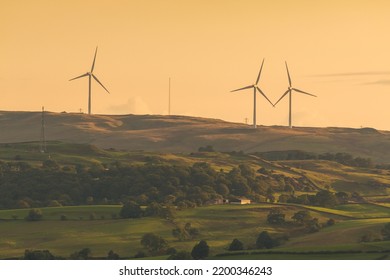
[230,198,251,205]
[206,198,229,205]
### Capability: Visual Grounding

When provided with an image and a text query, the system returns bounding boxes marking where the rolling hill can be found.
[1,111,389,163]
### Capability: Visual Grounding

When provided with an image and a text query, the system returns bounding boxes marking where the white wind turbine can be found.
[231,59,274,128]
[274,62,316,128]
[69,47,110,115]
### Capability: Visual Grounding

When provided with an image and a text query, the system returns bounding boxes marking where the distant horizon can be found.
[0,109,388,132]
[1,1,390,130]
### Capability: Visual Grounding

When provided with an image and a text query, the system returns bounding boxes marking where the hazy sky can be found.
[1,0,390,129]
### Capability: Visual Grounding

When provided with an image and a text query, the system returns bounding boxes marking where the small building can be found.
[206,198,229,205]
[230,198,251,205]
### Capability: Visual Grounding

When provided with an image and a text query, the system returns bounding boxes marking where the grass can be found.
[291,203,390,219]
[0,215,173,259]
[0,205,122,220]
[214,252,390,260]
[0,141,390,259]
[1,203,390,259]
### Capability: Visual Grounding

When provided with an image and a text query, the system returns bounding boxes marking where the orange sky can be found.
[1,0,390,129]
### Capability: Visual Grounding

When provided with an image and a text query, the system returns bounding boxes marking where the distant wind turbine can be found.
[274,62,317,128]
[69,47,110,115]
[231,59,274,128]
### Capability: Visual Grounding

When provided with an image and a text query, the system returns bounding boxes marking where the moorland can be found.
[0,112,390,260]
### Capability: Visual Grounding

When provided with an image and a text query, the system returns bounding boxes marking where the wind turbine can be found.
[274,62,316,128]
[231,59,274,128]
[69,47,110,115]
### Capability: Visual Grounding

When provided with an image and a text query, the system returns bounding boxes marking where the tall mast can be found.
[168,77,171,115]
[40,106,46,153]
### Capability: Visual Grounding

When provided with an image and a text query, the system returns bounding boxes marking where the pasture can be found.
[1,203,390,259]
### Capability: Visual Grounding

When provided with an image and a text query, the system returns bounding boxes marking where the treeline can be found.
[0,160,314,209]
[278,190,365,207]
[255,151,378,168]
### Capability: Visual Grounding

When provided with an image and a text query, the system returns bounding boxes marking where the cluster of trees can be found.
[361,222,390,243]
[278,190,363,207]
[172,223,200,241]
[119,201,177,220]
[226,231,287,252]
[266,209,335,234]
[23,248,120,260]
[138,233,209,260]
[0,159,313,210]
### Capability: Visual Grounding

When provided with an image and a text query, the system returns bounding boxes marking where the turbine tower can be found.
[69,47,110,115]
[231,59,274,128]
[274,62,317,128]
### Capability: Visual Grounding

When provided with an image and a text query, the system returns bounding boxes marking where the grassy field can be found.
[1,140,390,259]
[1,203,390,259]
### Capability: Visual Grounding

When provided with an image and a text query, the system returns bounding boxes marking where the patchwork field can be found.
[1,203,390,259]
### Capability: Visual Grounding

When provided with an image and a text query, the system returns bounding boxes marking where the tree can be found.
[291,210,312,225]
[256,231,277,249]
[326,218,336,227]
[42,159,60,170]
[191,240,209,260]
[25,208,43,221]
[145,202,162,217]
[335,192,349,204]
[381,223,390,240]
[172,223,200,241]
[24,249,55,260]
[198,145,215,152]
[159,206,177,220]
[107,250,120,260]
[307,218,321,233]
[70,248,92,260]
[215,183,230,196]
[315,190,338,207]
[140,233,168,253]
[120,201,143,218]
[278,194,291,203]
[172,227,189,241]
[267,209,285,225]
[228,238,244,251]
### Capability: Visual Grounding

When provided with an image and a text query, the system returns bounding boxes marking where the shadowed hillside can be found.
[0,111,389,163]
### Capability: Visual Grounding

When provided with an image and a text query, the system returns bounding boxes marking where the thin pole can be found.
[40,106,46,153]
[168,77,171,115]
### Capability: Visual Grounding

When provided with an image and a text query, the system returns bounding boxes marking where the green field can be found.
[1,141,390,259]
[1,203,390,259]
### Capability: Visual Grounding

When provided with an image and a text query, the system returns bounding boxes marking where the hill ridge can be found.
[0,111,389,163]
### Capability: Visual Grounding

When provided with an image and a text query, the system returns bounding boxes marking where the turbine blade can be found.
[255,58,265,85]
[256,86,274,107]
[285,61,292,87]
[91,46,98,72]
[292,88,317,97]
[69,73,89,81]
[274,89,290,106]
[230,85,254,92]
[92,74,110,93]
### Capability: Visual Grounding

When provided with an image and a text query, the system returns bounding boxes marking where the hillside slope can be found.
[0,111,389,163]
